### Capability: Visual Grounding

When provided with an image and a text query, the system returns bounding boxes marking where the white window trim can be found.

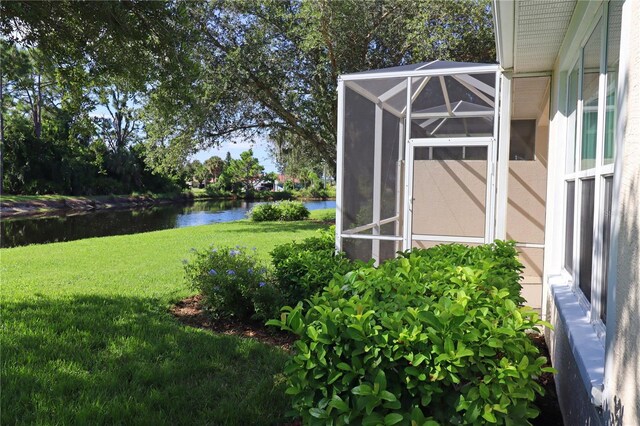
[560,2,616,338]
[546,0,625,408]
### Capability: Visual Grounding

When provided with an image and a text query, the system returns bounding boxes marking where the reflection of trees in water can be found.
[1,207,182,248]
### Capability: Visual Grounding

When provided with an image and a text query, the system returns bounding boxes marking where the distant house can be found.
[335,0,639,423]
[274,174,301,192]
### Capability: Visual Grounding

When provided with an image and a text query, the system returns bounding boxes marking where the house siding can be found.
[604,0,640,423]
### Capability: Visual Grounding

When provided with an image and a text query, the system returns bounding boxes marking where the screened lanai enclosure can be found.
[336,60,551,307]
[336,60,502,263]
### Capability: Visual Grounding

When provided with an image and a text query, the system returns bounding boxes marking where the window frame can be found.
[561,2,618,338]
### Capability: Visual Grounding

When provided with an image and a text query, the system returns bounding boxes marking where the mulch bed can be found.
[172,296,563,425]
[171,295,297,351]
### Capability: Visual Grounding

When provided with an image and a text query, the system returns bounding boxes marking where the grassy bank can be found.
[1,212,333,424]
[0,190,217,217]
[1,190,210,204]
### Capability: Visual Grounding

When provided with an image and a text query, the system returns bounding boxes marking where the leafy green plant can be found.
[184,245,271,320]
[270,227,361,307]
[250,203,282,221]
[249,200,310,221]
[277,200,310,221]
[269,242,554,425]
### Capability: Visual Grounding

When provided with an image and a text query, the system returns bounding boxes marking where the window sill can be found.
[548,275,605,407]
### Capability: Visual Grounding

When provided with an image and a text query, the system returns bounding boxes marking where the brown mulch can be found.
[171,295,297,351]
[172,296,563,425]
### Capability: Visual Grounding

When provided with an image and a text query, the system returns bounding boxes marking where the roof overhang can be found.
[493,0,578,74]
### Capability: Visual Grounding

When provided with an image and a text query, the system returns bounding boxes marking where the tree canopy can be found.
[1,0,495,195]
[145,0,495,170]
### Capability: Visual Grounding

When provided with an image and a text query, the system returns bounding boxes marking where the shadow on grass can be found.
[223,220,328,234]
[1,295,291,425]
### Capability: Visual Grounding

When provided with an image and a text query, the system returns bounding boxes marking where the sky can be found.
[92,104,279,173]
[191,137,278,173]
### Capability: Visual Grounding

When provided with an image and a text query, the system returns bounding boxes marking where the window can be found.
[563,1,621,325]
[510,120,536,161]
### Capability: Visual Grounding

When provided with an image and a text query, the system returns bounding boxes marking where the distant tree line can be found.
[0,0,494,196]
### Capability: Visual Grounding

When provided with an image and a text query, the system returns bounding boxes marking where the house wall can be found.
[507,94,550,309]
[539,0,638,424]
[604,0,640,422]
[546,293,604,425]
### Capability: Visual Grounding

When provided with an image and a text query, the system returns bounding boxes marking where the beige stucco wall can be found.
[604,0,640,422]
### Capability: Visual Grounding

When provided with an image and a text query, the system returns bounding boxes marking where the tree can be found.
[204,156,225,182]
[225,149,264,194]
[144,0,495,171]
[94,83,140,152]
[0,1,194,91]
[188,160,208,184]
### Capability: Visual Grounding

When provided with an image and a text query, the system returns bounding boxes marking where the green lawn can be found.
[1,211,333,425]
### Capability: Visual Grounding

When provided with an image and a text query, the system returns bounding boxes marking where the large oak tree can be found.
[144,0,495,171]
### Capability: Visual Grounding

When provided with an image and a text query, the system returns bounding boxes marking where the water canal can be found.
[0,199,336,248]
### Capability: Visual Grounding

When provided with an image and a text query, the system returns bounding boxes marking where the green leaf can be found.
[362,413,384,426]
[444,337,454,354]
[482,405,497,423]
[285,386,300,395]
[374,370,387,391]
[518,355,530,371]
[479,383,490,399]
[328,395,349,412]
[487,338,503,348]
[307,325,319,341]
[352,384,373,396]
[379,390,397,402]
[384,413,404,425]
[327,370,342,384]
[413,353,427,366]
[309,407,328,419]
[337,362,352,371]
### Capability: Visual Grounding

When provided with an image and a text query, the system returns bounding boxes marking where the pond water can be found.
[0,199,336,248]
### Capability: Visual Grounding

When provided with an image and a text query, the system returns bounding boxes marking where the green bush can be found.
[269,242,553,425]
[400,242,525,305]
[250,203,282,221]
[278,200,311,221]
[270,227,361,307]
[249,201,310,221]
[184,246,273,321]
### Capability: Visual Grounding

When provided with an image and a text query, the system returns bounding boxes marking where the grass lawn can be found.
[1,210,334,425]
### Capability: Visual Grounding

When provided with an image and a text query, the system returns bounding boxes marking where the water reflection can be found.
[1,199,336,248]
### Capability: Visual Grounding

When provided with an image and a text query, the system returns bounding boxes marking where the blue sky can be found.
[92,105,279,173]
[191,138,278,173]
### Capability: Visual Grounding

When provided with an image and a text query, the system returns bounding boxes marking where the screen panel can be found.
[411,146,487,238]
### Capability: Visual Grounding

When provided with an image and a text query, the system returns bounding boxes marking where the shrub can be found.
[250,203,282,221]
[249,201,310,221]
[184,246,271,321]
[270,227,361,307]
[277,200,310,221]
[400,241,525,304]
[269,242,553,425]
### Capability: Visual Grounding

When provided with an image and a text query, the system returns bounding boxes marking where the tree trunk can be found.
[0,69,4,195]
[34,71,42,139]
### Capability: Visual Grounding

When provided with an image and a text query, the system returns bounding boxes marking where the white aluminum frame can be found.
[336,62,502,262]
[405,136,497,247]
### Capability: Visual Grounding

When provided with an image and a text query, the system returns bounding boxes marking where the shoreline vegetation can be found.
[0,190,334,219]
